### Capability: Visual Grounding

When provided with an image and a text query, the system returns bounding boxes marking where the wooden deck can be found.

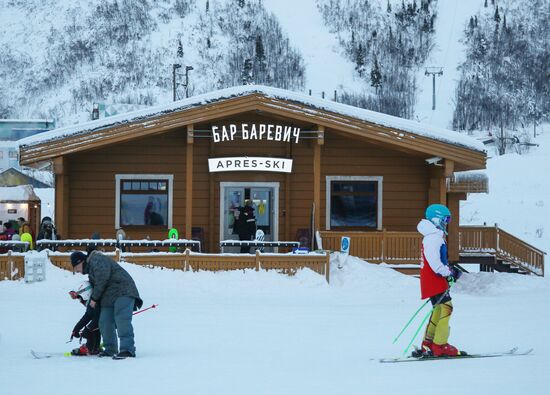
[321,226,545,276]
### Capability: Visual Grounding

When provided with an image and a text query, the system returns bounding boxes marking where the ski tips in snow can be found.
[31,350,72,359]
[379,348,533,363]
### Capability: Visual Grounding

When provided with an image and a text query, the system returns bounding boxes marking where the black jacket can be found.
[73,303,100,334]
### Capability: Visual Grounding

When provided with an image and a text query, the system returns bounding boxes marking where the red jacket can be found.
[417,219,452,299]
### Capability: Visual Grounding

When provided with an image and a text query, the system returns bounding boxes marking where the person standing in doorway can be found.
[71,250,143,359]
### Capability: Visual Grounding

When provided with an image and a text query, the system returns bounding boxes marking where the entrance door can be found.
[220,182,279,251]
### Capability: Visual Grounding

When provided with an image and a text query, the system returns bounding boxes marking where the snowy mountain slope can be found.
[461,126,550,254]
[0,253,548,395]
[413,0,482,128]
[262,0,360,96]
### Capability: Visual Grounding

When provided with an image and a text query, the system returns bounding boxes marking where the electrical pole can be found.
[425,67,443,110]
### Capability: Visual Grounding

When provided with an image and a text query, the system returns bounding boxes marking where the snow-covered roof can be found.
[0,185,41,202]
[17,85,486,152]
[449,170,489,193]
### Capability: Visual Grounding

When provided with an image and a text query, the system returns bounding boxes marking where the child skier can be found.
[69,280,101,356]
[416,204,462,357]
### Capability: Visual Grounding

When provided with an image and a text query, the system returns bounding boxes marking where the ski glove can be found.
[71,330,81,340]
[447,267,462,284]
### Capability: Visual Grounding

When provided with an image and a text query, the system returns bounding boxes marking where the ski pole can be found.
[133,304,158,316]
[392,299,430,344]
[402,285,452,357]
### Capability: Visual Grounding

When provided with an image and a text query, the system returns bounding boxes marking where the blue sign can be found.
[341,236,350,254]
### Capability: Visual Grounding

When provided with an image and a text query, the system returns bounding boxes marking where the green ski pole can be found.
[392,299,430,344]
[401,283,453,357]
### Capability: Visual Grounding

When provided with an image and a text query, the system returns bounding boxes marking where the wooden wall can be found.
[62,114,434,250]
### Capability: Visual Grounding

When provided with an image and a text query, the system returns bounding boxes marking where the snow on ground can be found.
[263,0,359,96]
[1,253,548,395]
[461,127,550,254]
[414,0,482,128]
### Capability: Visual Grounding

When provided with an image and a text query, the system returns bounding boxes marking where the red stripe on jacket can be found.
[420,245,449,299]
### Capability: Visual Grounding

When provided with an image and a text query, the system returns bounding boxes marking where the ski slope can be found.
[1,253,548,395]
[414,0,482,128]
[263,0,359,97]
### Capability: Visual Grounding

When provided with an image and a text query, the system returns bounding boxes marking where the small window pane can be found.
[120,194,168,226]
[148,182,158,190]
[140,182,149,190]
[333,181,375,193]
[158,182,167,191]
[330,183,378,228]
[122,181,132,191]
[131,182,140,190]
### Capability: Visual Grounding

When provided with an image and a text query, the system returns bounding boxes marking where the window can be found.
[8,150,17,160]
[326,176,383,230]
[0,151,3,159]
[115,174,173,228]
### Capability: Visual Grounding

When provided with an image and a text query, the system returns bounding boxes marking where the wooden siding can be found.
[321,131,429,231]
[60,112,440,251]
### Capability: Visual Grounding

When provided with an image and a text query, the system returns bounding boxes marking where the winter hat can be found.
[70,251,87,267]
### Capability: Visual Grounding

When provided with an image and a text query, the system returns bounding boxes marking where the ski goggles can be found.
[442,215,451,225]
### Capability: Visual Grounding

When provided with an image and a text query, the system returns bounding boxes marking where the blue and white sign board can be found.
[340,236,350,254]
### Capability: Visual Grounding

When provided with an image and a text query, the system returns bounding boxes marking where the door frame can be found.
[219,181,280,244]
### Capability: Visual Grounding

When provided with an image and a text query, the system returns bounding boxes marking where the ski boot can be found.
[411,340,433,358]
[432,343,461,357]
[71,345,89,356]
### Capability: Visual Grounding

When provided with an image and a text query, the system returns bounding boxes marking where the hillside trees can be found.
[317,0,438,118]
[453,0,549,152]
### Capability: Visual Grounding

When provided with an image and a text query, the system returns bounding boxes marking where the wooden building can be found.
[18,86,488,261]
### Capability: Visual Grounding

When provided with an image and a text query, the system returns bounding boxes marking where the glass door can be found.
[220,182,279,252]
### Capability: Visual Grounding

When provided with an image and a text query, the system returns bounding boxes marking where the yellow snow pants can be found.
[424,301,453,345]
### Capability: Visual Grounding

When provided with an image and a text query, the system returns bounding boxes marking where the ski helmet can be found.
[75,281,93,303]
[425,204,451,232]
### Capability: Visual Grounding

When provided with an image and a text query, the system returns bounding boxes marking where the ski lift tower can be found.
[425,67,443,110]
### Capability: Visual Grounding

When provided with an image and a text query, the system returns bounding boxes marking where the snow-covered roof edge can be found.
[17,85,486,153]
[0,185,41,202]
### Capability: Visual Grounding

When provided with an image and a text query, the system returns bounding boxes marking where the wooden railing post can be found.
[381,228,387,262]
[255,250,261,271]
[185,248,190,271]
[495,222,500,253]
[325,252,330,284]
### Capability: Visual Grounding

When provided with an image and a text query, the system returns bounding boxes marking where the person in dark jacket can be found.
[68,280,101,356]
[71,250,143,359]
[233,201,257,253]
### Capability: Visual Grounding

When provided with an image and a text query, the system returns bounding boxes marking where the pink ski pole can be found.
[133,304,158,316]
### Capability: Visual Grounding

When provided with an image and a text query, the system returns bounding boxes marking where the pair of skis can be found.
[379,347,533,363]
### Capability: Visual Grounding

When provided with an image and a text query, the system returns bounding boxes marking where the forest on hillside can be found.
[317,0,439,118]
[0,0,305,123]
[453,0,549,153]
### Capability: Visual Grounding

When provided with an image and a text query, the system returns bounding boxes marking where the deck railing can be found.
[321,227,545,276]
[319,231,421,264]
[47,249,331,283]
[459,226,545,276]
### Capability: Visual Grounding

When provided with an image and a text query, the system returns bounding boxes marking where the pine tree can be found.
[206,0,209,13]
[238,0,245,8]
[370,56,382,93]
[242,58,253,84]
[387,0,392,13]
[355,43,366,76]
[255,34,265,62]
[207,37,211,49]
[494,5,501,23]
[177,40,183,58]
[484,0,488,8]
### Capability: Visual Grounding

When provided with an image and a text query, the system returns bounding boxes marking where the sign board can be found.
[208,157,293,173]
[340,236,350,254]
[212,123,301,144]
[7,209,17,214]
